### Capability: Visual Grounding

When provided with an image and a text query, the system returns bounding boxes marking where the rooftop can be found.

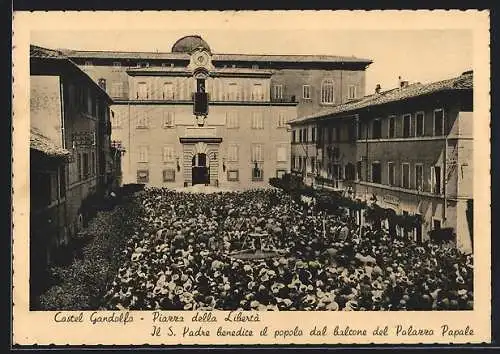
[30,45,67,59]
[31,45,113,103]
[289,71,473,124]
[30,127,71,158]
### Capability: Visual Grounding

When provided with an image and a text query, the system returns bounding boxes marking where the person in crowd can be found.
[103,187,474,311]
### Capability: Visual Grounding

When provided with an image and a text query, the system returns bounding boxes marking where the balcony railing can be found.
[271,95,297,103]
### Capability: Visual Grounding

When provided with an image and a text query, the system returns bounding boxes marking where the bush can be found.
[37,199,142,310]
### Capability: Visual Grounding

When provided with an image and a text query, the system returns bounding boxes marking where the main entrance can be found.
[192,153,210,185]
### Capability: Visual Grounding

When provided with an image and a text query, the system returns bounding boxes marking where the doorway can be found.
[192,153,210,185]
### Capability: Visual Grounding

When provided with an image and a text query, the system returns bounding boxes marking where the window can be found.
[138,146,149,163]
[388,162,395,186]
[226,111,239,129]
[251,144,264,162]
[252,84,263,101]
[291,155,295,169]
[415,111,425,137]
[402,114,411,138]
[137,170,149,183]
[292,130,296,143]
[311,127,316,142]
[372,119,382,139]
[162,112,175,128]
[252,64,259,70]
[136,113,149,129]
[227,170,239,181]
[113,61,121,67]
[401,163,410,189]
[86,91,93,115]
[328,127,334,144]
[91,151,96,176]
[347,122,355,141]
[415,164,424,191]
[357,122,366,140]
[357,161,362,181]
[276,145,287,162]
[321,79,335,104]
[252,163,264,181]
[82,153,90,179]
[311,157,316,173]
[138,62,149,68]
[163,82,174,100]
[162,146,175,163]
[32,171,52,205]
[303,85,311,99]
[345,163,355,181]
[77,153,82,181]
[433,219,442,230]
[388,116,395,138]
[137,82,148,99]
[228,144,239,162]
[59,166,66,199]
[371,162,381,184]
[431,166,442,194]
[276,170,286,178]
[303,128,308,143]
[163,169,175,182]
[273,85,283,100]
[434,109,444,136]
[111,111,121,128]
[84,60,92,67]
[333,164,341,180]
[228,83,239,101]
[111,82,123,98]
[277,112,287,128]
[251,112,264,129]
[348,85,356,99]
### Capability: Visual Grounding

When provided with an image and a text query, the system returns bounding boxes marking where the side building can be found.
[289,71,473,253]
[30,45,114,299]
[61,35,372,189]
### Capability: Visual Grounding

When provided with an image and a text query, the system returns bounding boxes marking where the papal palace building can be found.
[61,35,372,189]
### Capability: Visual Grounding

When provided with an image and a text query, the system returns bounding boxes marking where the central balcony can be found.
[180,126,222,144]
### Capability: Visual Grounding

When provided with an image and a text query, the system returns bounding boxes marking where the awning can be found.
[30,127,70,159]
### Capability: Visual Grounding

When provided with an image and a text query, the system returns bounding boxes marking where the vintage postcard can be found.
[12,10,491,346]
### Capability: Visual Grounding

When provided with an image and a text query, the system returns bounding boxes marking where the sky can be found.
[31,26,473,94]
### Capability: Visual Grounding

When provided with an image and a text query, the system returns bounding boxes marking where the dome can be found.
[172,35,211,53]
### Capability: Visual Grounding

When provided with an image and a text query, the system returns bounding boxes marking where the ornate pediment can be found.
[188,47,214,73]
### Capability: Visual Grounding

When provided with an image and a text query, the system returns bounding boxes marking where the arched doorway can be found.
[192,153,210,185]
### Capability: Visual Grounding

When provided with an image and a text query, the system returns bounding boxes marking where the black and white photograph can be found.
[12,10,490,345]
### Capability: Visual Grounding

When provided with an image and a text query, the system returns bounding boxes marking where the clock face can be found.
[195,53,208,66]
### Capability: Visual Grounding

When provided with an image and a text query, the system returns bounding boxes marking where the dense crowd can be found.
[103,188,473,311]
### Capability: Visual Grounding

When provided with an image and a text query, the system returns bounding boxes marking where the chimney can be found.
[398,76,402,88]
[375,84,381,94]
[400,80,409,88]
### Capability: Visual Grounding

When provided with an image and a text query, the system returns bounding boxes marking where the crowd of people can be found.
[103,187,473,311]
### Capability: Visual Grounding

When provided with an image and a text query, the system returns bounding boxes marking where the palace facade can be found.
[61,35,372,189]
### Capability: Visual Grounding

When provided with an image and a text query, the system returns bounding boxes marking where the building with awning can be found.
[288,71,473,254]
[30,44,115,304]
